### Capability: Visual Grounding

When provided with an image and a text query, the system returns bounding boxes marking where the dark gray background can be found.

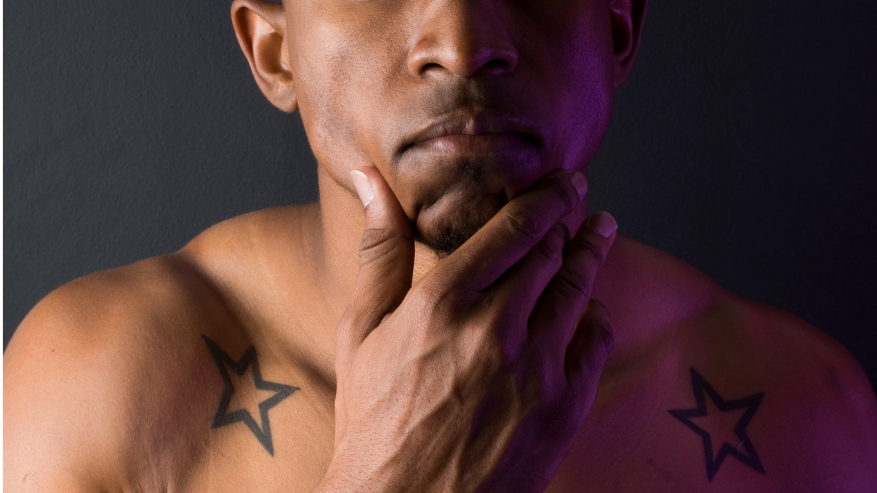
[5,1,876,389]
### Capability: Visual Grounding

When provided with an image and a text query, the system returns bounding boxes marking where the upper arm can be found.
[4,279,136,492]
[749,306,877,489]
[811,335,877,487]
[4,256,226,493]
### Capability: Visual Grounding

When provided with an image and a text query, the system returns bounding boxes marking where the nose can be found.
[407,0,518,78]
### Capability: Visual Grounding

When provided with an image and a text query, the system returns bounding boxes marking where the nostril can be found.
[421,62,444,73]
[477,45,518,75]
[484,58,512,74]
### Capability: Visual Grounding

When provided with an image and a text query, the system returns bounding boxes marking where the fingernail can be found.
[571,171,588,199]
[589,212,617,238]
[350,170,374,208]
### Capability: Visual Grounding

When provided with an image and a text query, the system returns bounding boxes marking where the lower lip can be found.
[408,133,536,156]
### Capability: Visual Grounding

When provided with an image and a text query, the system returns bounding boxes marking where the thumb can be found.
[338,166,415,350]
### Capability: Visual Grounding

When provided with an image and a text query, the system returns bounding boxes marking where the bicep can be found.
[770,318,877,488]
[824,345,877,484]
[4,291,132,492]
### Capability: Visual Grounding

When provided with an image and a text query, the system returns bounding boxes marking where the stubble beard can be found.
[424,212,490,259]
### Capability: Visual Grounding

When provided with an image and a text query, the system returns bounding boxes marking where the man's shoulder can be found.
[5,202,321,417]
[8,249,237,349]
[604,236,872,377]
[4,204,321,491]
[687,297,877,488]
[616,235,876,413]
[582,236,877,489]
[4,253,227,490]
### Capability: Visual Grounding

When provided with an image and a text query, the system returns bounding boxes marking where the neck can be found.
[312,165,445,328]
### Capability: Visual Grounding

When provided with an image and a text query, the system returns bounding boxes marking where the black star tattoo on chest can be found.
[668,368,765,482]
[202,335,299,456]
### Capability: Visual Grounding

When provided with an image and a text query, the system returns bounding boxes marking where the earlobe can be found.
[610,0,648,88]
[231,0,298,113]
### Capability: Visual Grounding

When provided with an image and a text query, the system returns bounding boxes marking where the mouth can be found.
[399,111,542,157]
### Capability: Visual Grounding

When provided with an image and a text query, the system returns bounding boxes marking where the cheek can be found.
[558,59,614,170]
[537,12,616,170]
[292,31,361,168]
[291,9,408,173]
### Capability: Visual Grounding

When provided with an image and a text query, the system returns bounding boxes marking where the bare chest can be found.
[546,362,783,493]
[172,353,781,493]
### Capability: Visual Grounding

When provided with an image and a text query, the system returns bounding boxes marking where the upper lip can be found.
[400,111,541,153]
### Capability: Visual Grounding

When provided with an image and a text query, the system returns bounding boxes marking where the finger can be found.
[488,200,591,308]
[531,211,617,361]
[481,223,567,356]
[565,299,614,407]
[338,167,415,350]
[440,169,588,293]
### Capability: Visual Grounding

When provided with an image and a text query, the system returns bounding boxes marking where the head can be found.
[232,0,647,257]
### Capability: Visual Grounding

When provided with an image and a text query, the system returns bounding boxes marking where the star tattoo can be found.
[202,335,298,456]
[668,368,765,482]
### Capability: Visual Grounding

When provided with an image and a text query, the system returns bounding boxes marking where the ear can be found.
[609,0,648,88]
[231,0,297,113]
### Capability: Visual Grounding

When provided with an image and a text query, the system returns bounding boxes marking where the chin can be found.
[420,216,487,259]
[414,189,506,258]
[395,151,555,257]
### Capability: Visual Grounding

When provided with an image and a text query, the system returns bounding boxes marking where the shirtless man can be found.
[5,0,877,491]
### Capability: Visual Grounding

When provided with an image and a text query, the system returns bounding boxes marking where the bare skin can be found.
[5,0,877,491]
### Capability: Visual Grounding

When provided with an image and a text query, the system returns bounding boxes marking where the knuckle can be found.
[464,309,519,370]
[413,281,476,323]
[531,226,566,264]
[359,227,400,262]
[502,206,543,243]
[415,284,451,319]
[549,178,580,213]
[577,237,608,265]
[553,266,592,303]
